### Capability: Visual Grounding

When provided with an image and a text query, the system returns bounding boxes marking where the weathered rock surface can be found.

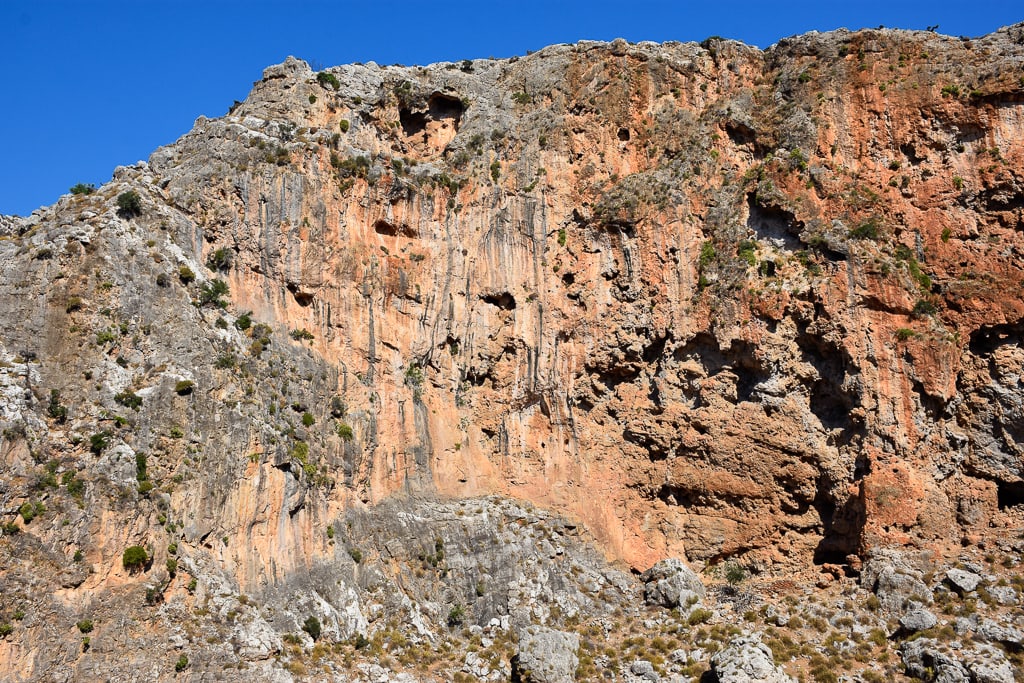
[514,626,579,683]
[0,20,1023,682]
[642,558,705,608]
[710,634,795,683]
[899,606,938,633]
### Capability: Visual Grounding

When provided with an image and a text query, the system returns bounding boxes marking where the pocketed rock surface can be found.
[1,22,1024,682]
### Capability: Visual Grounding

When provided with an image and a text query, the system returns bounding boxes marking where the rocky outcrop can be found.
[1,21,1024,682]
[710,635,795,683]
[641,558,705,608]
[513,626,579,683]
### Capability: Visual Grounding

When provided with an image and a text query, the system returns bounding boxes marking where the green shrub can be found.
[215,354,236,369]
[348,547,363,563]
[699,241,716,269]
[116,191,142,217]
[138,480,154,495]
[122,545,149,572]
[302,615,322,641]
[166,558,177,575]
[512,91,531,105]
[490,160,501,182]
[206,248,232,272]
[178,265,195,284]
[77,620,93,634]
[65,296,83,313]
[447,604,465,627]
[289,328,314,341]
[301,412,315,427]
[557,228,567,246]
[174,380,194,395]
[175,654,189,672]
[687,608,713,625]
[199,279,229,308]
[70,183,95,195]
[724,561,747,585]
[0,623,12,637]
[47,390,68,423]
[736,240,757,267]
[114,391,142,411]
[316,71,340,90]
[90,431,110,454]
[234,312,252,331]
[64,471,85,498]
[913,299,937,317]
[849,218,880,240]
[339,119,350,132]
[895,328,915,341]
[96,329,116,344]
[336,422,354,441]
[19,501,44,523]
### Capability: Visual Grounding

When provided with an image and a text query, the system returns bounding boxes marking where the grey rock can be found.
[515,626,579,683]
[977,619,1024,649]
[710,635,795,683]
[900,638,969,682]
[945,568,982,594]
[984,585,1018,605]
[625,659,660,682]
[860,550,932,610]
[899,607,938,633]
[962,644,1016,683]
[641,558,706,609]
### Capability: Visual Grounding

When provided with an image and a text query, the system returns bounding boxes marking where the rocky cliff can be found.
[1,23,1024,683]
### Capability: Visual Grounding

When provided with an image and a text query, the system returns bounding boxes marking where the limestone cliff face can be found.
[2,24,1024,682]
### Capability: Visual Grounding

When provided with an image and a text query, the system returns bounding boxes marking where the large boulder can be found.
[513,626,579,683]
[860,550,933,611]
[710,635,796,683]
[641,558,705,609]
[945,568,982,594]
[900,638,1015,683]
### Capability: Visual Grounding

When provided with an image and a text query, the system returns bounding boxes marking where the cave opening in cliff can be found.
[374,218,416,238]
[481,291,516,310]
[745,193,803,251]
[399,92,464,139]
[996,481,1024,509]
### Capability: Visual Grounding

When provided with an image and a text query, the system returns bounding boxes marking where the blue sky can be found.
[2,1,1021,215]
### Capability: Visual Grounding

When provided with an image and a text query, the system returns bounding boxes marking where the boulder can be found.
[710,635,796,683]
[514,626,579,683]
[899,607,938,633]
[860,550,932,611]
[945,568,981,594]
[641,558,705,609]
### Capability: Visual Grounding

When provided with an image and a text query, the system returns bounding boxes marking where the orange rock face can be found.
[139,27,1024,574]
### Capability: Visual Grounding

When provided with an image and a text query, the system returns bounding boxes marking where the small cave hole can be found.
[374,219,399,237]
[997,481,1024,509]
[481,292,517,310]
[399,109,427,138]
[286,283,314,307]
[617,127,630,141]
[374,219,415,238]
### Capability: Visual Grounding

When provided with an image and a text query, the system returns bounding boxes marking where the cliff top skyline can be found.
[2,0,1021,216]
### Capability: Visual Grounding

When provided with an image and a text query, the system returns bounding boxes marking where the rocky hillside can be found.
[1,23,1024,683]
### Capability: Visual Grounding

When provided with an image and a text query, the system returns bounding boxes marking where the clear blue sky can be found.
[2,1,1020,215]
